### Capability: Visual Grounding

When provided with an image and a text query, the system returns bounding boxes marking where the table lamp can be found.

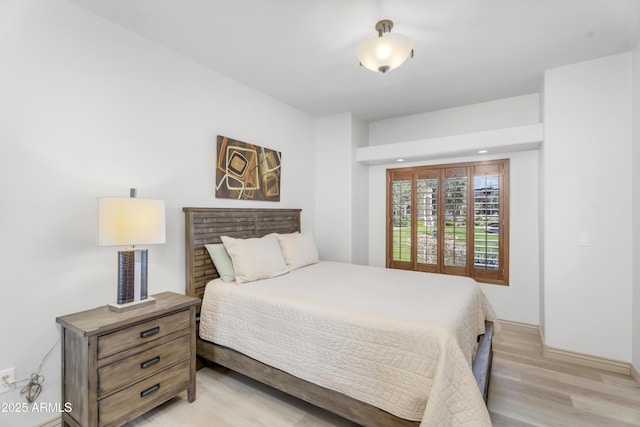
[97,189,166,312]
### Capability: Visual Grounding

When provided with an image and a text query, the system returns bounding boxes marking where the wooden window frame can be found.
[386,159,509,286]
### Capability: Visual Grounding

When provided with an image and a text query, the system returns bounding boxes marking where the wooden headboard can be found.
[183,207,302,302]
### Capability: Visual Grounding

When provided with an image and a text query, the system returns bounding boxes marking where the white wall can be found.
[538,88,547,337]
[366,97,542,325]
[350,116,370,266]
[369,94,540,146]
[543,53,633,361]
[315,112,370,264]
[0,1,315,425]
[631,42,640,372]
[315,113,352,262]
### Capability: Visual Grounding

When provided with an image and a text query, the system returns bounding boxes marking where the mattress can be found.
[199,261,497,426]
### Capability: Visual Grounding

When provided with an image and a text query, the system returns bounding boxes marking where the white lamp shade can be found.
[97,197,166,246]
[357,32,413,73]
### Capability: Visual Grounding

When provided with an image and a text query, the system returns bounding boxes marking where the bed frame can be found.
[183,207,493,427]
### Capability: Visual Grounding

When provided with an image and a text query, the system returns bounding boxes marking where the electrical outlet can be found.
[0,367,16,394]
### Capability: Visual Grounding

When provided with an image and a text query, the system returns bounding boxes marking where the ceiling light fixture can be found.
[357,19,413,74]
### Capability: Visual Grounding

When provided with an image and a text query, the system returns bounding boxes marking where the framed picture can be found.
[215,135,281,201]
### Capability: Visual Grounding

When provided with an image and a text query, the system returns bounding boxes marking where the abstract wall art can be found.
[215,135,282,201]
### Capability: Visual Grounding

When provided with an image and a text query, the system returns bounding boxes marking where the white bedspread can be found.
[199,261,497,426]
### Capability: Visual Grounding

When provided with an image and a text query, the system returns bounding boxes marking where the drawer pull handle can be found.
[140,327,160,338]
[140,356,161,369]
[140,384,160,398]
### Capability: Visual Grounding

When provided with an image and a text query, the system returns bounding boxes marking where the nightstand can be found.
[56,292,200,427]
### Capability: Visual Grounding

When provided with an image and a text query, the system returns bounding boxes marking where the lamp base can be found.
[108,296,156,313]
[117,248,149,304]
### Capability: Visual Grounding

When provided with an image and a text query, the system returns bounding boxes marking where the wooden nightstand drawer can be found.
[98,334,191,396]
[98,310,190,359]
[98,359,191,427]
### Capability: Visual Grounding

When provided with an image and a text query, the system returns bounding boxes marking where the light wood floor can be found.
[122,323,640,427]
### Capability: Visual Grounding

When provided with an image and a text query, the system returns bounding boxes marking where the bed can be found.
[183,207,496,427]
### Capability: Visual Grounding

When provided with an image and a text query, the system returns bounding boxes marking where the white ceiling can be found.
[66,0,640,122]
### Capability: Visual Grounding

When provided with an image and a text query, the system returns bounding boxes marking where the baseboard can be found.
[543,345,631,375]
[631,363,640,384]
[537,324,545,346]
[36,415,61,427]
[498,318,636,379]
[498,319,539,331]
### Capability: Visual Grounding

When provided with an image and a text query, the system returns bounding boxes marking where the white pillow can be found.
[220,235,289,283]
[273,232,319,270]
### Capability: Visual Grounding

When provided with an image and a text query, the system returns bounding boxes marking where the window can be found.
[386,159,509,285]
